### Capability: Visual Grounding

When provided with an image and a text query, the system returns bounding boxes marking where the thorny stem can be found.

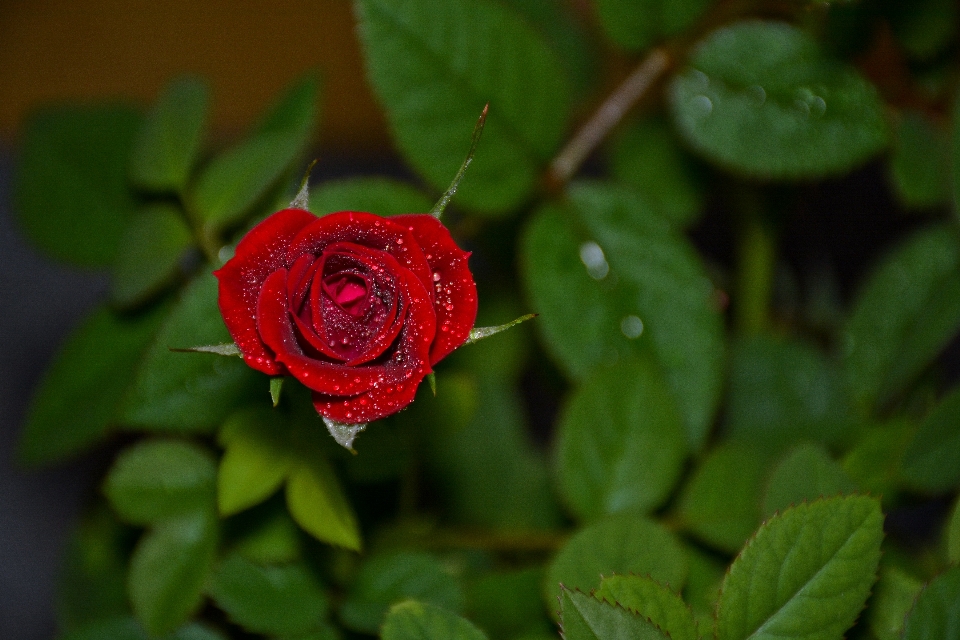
[547,48,671,189]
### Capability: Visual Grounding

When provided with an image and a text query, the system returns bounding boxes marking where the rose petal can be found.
[311,372,424,423]
[393,214,478,364]
[214,208,317,375]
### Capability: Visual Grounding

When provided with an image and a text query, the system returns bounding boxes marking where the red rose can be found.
[214,208,477,423]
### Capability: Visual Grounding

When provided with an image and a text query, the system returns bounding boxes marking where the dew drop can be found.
[433,272,441,282]
[579,241,610,280]
[620,315,644,339]
[690,95,713,118]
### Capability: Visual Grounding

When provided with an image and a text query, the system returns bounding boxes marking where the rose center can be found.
[322,273,370,318]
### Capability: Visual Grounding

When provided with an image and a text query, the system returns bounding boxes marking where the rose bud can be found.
[214,208,477,423]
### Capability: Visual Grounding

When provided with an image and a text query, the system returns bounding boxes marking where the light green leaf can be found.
[522,182,724,450]
[309,176,433,216]
[381,600,488,640]
[842,224,960,410]
[594,0,710,52]
[869,566,925,640]
[715,496,883,640]
[286,453,361,550]
[762,444,856,518]
[207,554,328,635]
[18,305,166,466]
[556,357,686,520]
[128,511,218,636]
[217,406,294,516]
[669,20,888,178]
[112,204,194,308]
[594,575,697,640]
[560,588,668,640]
[889,110,950,209]
[901,566,960,640]
[355,0,570,214]
[902,385,960,493]
[15,105,141,266]
[129,76,209,194]
[948,496,960,564]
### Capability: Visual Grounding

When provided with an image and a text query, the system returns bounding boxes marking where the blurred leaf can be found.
[15,104,141,266]
[309,177,433,216]
[594,0,710,52]
[681,546,725,630]
[716,497,882,640]
[669,20,888,179]
[340,551,464,634]
[104,439,216,525]
[594,575,697,640]
[128,511,218,636]
[522,182,724,450]
[217,406,294,516]
[901,385,960,493]
[286,452,361,550]
[343,419,411,483]
[676,443,769,553]
[226,502,302,565]
[842,420,913,504]
[842,224,960,410]
[948,496,960,564]
[727,334,858,456]
[355,0,570,214]
[129,76,209,194]
[121,272,260,432]
[466,568,552,639]
[560,588,668,640]
[112,204,194,307]
[545,513,688,610]
[610,115,705,227]
[869,566,925,640]
[889,111,949,209]
[381,600,487,640]
[888,0,958,61]
[762,444,856,518]
[901,566,960,639]
[207,554,328,635]
[556,357,686,520]
[18,305,166,466]
[190,74,318,232]
[446,295,532,380]
[58,617,226,640]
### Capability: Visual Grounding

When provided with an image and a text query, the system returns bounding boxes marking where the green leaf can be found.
[594,0,711,52]
[207,554,328,635]
[310,176,433,216]
[546,513,687,611]
[560,588,668,640]
[15,104,141,266]
[669,20,888,179]
[129,76,209,194]
[466,568,553,640]
[676,443,769,553]
[842,420,914,505]
[355,0,570,214]
[381,600,488,640]
[217,406,294,516]
[948,496,960,564]
[285,453,361,550]
[715,496,883,640]
[104,439,216,525]
[901,386,960,493]
[842,224,960,410]
[340,552,464,634]
[522,182,724,450]
[121,272,260,432]
[902,566,960,640]
[190,74,317,231]
[58,617,227,640]
[112,204,195,307]
[762,444,856,518]
[171,343,241,356]
[18,305,167,466]
[682,546,726,631]
[226,501,302,565]
[128,511,218,636]
[594,575,698,640]
[889,110,950,209]
[888,0,958,61]
[556,357,687,520]
[869,566,925,640]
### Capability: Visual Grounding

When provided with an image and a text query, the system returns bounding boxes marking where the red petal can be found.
[311,372,424,423]
[393,214,478,365]
[214,208,317,375]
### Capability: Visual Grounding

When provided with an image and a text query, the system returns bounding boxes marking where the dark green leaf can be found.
[901,385,960,492]
[128,511,218,636]
[715,496,883,640]
[594,0,710,52]
[522,182,724,450]
[58,617,226,640]
[466,568,553,640]
[355,0,570,214]
[207,554,328,635]
[556,357,686,520]
[343,419,412,483]
[112,204,195,307]
[888,0,958,61]
[889,111,950,209]
[594,575,697,640]
[841,420,914,505]
[18,305,166,466]
[682,546,726,631]
[286,452,361,550]
[546,513,687,610]
[121,272,260,432]
[227,503,302,565]
[901,566,960,640]
[217,406,294,516]
[842,224,960,410]
[129,76,209,193]
[309,176,433,216]
[103,439,216,525]
[669,20,888,178]
[381,600,488,640]
[762,444,856,518]
[560,588,668,640]
[869,566,925,640]
[340,551,464,634]
[15,105,141,266]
